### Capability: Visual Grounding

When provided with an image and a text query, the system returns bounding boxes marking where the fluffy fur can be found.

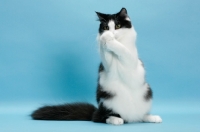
[31,8,162,125]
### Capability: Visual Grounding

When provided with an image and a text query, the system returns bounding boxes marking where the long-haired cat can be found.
[31,8,162,125]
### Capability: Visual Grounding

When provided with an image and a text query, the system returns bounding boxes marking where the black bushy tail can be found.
[31,103,97,121]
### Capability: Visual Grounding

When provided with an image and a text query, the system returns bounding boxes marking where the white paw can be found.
[143,115,162,123]
[100,31,114,45]
[106,116,124,125]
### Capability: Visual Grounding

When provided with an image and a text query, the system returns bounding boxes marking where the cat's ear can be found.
[95,12,107,22]
[118,8,128,17]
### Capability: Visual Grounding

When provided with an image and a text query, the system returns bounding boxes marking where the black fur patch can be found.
[96,84,113,103]
[144,85,153,101]
[31,103,97,120]
[98,63,104,72]
[96,63,113,103]
[96,8,132,34]
[94,63,119,123]
[92,103,121,123]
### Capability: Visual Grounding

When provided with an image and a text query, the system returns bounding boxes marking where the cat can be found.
[31,8,162,125]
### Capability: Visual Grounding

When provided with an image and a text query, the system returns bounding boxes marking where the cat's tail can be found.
[31,103,97,121]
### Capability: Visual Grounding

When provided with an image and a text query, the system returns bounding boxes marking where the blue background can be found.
[1,0,200,131]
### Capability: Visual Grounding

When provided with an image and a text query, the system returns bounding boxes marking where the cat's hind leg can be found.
[106,116,124,125]
[142,114,162,123]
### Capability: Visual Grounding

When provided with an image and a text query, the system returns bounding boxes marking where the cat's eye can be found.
[115,24,121,29]
[103,26,109,30]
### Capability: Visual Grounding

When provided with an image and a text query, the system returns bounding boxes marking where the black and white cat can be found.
[31,8,162,125]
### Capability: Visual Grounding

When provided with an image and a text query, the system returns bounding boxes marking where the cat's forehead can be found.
[101,14,130,24]
[104,14,119,22]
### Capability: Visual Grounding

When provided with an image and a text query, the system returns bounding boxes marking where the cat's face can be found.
[96,8,132,39]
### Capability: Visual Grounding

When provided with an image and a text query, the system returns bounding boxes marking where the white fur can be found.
[125,17,131,21]
[97,20,162,124]
[143,115,162,123]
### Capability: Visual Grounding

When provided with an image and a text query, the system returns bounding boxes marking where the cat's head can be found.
[96,8,132,39]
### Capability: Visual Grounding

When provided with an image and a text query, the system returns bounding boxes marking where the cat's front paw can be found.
[100,31,115,45]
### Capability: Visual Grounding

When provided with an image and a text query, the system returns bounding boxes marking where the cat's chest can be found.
[100,63,145,92]
[102,55,145,85]
[102,49,134,70]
